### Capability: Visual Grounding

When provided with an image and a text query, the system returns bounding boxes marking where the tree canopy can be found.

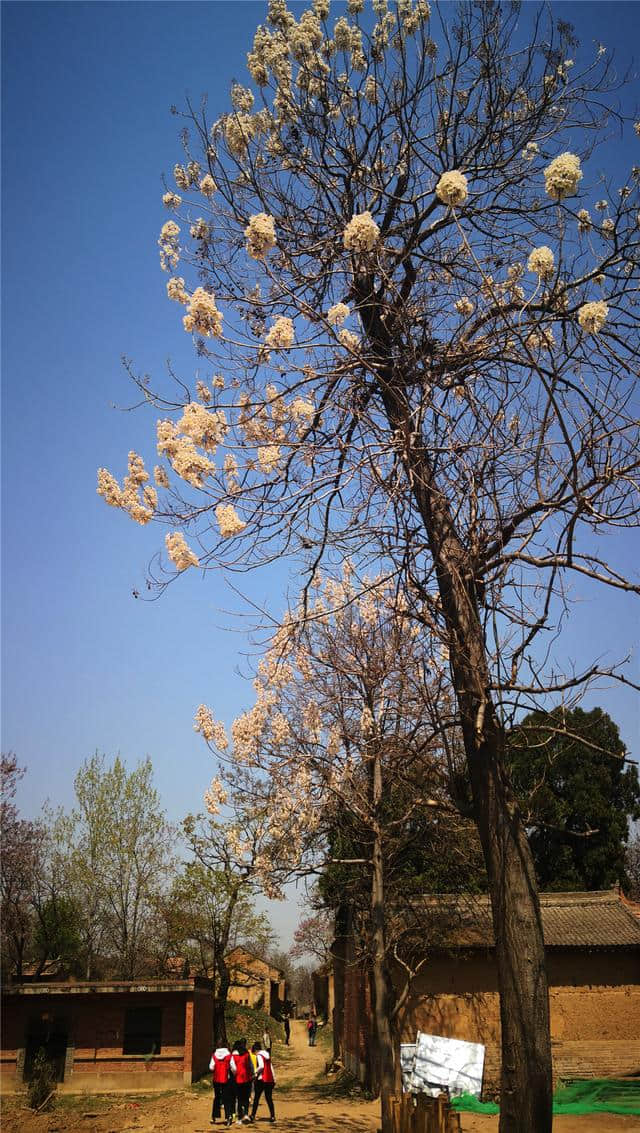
[510,706,640,892]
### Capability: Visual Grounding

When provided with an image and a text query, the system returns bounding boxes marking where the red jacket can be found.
[260,1053,275,1085]
[232,1050,253,1085]
[210,1048,231,1084]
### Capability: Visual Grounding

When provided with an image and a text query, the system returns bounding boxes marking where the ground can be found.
[2,1021,639,1132]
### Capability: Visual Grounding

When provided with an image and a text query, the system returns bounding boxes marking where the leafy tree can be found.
[509,707,640,891]
[625,833,640,901]
[161,859,273,973]
[98,4,640,1128]
[182,806,276,1044]
[63,754,174,979]
[32,896,83,977]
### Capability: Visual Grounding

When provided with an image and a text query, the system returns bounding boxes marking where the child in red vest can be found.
[249,1042,276,1123]
[209,1044,232,1125]
[231,1039,254,1124]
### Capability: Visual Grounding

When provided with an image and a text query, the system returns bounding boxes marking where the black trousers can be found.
[212,1081,231,1121]
[236,1081,252,1119]
[251,1081,275,1119]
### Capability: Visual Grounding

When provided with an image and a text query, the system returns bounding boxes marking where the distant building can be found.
[225,948,286,1016]
[333,889,640,1095]
[0,977,214,1094]
[312,964,334,1024]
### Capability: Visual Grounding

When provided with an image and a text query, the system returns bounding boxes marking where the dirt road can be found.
[2,1020,639,1132]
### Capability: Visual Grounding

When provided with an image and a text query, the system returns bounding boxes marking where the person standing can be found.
[250,1043,276,1123]
[261,1028,272,1054]
[307,1015,317,1047]
[231,1038,254,1125]
[209,1043,232,1126]
[283,1015,290,1046]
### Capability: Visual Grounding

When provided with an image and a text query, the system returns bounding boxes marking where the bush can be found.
[225,1002,284,1046]
[27,1049,56,1110]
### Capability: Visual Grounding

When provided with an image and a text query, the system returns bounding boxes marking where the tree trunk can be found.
[413,462,552,1133]
[214,958,230,1047]
[370,750,396,1133]
[465,717,551,1133]
[375,382,552,1132]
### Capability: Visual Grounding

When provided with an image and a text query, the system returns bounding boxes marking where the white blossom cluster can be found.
[157,420,216,487]
[245,212,277,259]
[327,302,350,325]
[225,112,256,159]
[97,452,157,526]
[216,503,247,538]
[544,152,582,200]
[167,276,189,304]
[577,209,592,234]
[203,777,229,816]
[338,328,360,351]
[165,530,199,571]
[343,210,380,252]
[162,191,181,210]
[178,402,228,452]
[173,161,200,190]
[265,315,295,350]
[257,444,282,473]
[527,245,555,280]
[199,173,217,197]
[158,221,180,271]
[194,705,229,749]
[454,296,475,317]
[435,169,468,206]
[577,300,608,334]
[183,288,224,337]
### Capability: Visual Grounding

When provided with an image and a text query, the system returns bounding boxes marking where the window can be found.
[123,1007,162,1055]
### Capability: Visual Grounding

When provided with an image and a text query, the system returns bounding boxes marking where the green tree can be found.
[625,833,640,901]
[32,895,83,976]
[98,4,640,1127]
[181,808,275,1044]
[509,707,640,892]
[64,754,174,979]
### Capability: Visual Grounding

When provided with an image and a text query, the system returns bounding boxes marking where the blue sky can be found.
[2,1,639,946]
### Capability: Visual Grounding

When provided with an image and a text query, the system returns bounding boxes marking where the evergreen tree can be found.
[510,707,640,891]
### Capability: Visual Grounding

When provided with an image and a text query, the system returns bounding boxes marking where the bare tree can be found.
[0,756,44,980]
[290,905,334,967]
[98,4,640,1129]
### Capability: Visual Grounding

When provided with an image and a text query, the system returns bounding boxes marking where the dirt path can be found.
[2,1022,638,1132]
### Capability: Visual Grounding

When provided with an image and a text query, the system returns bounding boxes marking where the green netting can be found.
[553,1078,640,1116]
[450,1093,499,1114]
[451,1079,640,1116]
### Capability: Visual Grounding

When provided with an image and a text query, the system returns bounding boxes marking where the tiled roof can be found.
[419,890,640,950]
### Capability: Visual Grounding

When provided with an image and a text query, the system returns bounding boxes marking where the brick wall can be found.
[188,987,212,1083]
[0,983,216,1094]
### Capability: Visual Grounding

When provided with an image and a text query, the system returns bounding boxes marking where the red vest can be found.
[234,1051,252,1084]
[261,1056,274,1085]
[212,1053,231,1084]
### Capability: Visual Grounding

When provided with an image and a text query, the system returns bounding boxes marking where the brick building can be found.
[225,948,286,1016]
[0,977,214,1094]
[332,889,640,1095]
